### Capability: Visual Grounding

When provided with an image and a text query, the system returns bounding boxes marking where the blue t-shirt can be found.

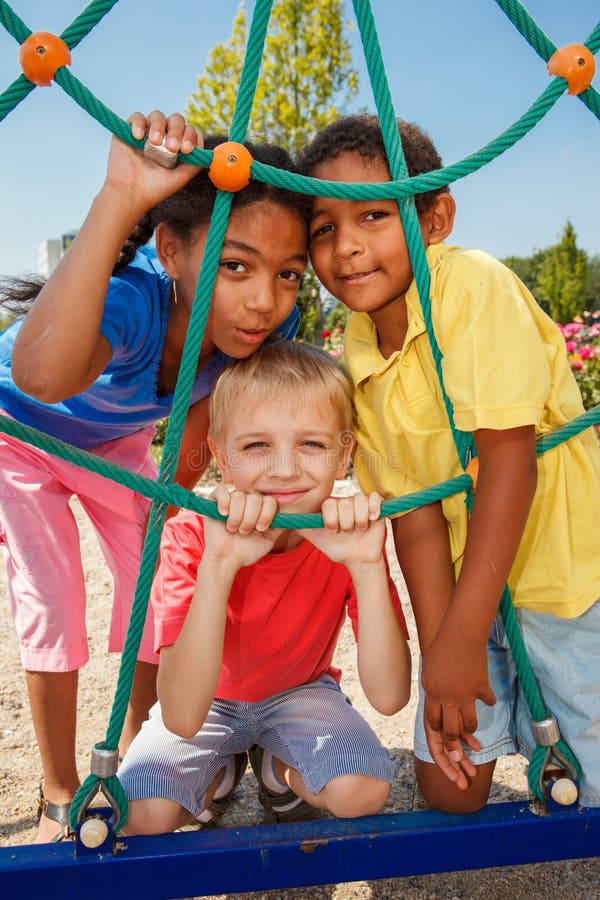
[0,248,300,450]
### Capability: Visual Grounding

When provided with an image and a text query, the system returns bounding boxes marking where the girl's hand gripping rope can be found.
[105,111,203,220]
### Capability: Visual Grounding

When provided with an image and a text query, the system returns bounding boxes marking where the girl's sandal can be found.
[37,786,73,842]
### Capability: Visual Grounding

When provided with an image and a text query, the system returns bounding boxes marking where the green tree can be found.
[186,0,358,157]
[502,248,551,313]
[186,1,359,344]
[584,254,600,311]
[535,222,588,324]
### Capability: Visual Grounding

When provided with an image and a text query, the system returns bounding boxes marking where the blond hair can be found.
[208,337,354,443]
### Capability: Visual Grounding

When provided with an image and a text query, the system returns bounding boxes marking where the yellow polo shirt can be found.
[346,242,600,617]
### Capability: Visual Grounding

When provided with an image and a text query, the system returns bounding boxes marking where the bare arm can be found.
[391,501,455,655]
[300,493,411,716]
[157,488,279,737]
[351,557,411,715]
[157,555,238,737]
[12,112,202,403]
[421,425,537,741]
[157,395,213,523]
[173,395,212,490]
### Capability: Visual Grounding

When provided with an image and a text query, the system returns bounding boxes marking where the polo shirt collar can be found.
[345,243,448,389]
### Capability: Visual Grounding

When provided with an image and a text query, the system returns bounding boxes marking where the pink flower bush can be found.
[557,310,600,410]
[322,326,345,361]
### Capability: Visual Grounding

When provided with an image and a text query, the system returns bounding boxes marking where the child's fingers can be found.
[182,123,202,155]
[225,492,275,535]
[350,493,371,530]
[426,731,459,784]
[460,731,482,753]
[321,497,340,532]
[223,490,247,532]
[367,491,383,521]
[424,695,444,733]
[336,496,358,532]
[128,111,147,142]
[211,484,232,517]
[163,113,187,153]
[254,495,277,532]
[144,109,168,146]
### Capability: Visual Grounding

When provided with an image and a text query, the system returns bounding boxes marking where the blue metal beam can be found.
[1,802,599,900]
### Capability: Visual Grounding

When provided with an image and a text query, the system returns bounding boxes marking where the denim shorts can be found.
[414,601,600,806]
[119,674,399,818]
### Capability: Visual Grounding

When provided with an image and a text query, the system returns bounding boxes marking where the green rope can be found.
[60,0,122,50]
[0,0,29,43]
[351,0,593,803]
[352,0,472,470]
[69,0,276,830]
[493,0,600,117]
[493,0,557,60]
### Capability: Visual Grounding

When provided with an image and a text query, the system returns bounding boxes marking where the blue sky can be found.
[0,0,598,276]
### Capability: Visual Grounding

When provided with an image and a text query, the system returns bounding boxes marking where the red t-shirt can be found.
[152,510,408,702]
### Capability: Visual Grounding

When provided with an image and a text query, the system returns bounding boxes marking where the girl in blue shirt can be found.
[0,110,309,841]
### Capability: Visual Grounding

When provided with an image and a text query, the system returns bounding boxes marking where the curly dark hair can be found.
[1,136,311,314]
[297,114,448,214]
[114,135,312,272]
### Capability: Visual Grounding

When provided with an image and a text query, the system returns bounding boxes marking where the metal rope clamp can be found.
[532,714,579,805]
[75,747,121,832]
[143,136,179,169]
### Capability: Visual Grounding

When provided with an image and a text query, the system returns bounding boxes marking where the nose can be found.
[244,278,276,315]
[333,225,362,259]
[269,448,301,479]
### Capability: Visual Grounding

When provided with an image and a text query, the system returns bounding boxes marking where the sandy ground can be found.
[0,479,599,899]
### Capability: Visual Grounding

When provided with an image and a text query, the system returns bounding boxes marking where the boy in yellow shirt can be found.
[298,114,600,812]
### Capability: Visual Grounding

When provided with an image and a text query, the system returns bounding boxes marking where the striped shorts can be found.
[119,674,399,817]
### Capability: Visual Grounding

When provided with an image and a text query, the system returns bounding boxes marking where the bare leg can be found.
[26,669,80,842]
[415,756,496,814]
[119,661,158,759]
[275,757,390,818]
[124,770,223,836]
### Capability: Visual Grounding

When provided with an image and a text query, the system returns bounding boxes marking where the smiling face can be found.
[309,152,433,317]
[210,398,353,516]
[168,200,307,359]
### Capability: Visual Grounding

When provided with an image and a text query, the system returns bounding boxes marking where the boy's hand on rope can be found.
[103,110,203,217]
[298,492,386,569]
[202,485,282,570]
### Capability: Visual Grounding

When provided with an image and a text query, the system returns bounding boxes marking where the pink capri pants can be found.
[0,422,159,672]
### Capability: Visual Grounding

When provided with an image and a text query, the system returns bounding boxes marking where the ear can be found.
[207,435,233,482]
[155,222,180,279]
[334,432,355,480]
[419,192,456,247]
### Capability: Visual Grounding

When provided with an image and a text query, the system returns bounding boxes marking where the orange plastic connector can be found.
[547,43,595,96]
[208,142,253,192]
[19,31,71,86]
[466,456,479,491]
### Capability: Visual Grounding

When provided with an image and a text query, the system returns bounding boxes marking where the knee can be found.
[323,775,390,818]
[415,758,492,815]
[122,798,185,835]
[421,783,488,815]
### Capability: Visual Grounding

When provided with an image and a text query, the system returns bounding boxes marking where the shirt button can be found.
[402,357,411,367]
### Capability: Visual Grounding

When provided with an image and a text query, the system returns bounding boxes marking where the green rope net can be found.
[0,0,598,829]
